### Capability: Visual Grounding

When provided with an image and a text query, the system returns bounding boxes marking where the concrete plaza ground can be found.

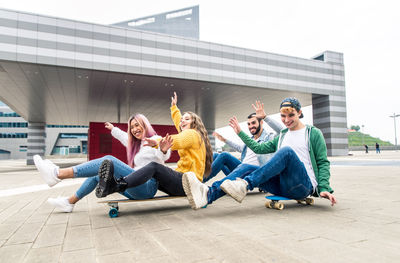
[0,151,399,262]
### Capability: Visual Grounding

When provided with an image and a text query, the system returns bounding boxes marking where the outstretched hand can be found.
[160,134,173,153]
[229,116,242,134]
[143,138,158,147]
[252,100,266,120]
[213,131,226,142]
[104,122,114,131]
[320,192,337,206]
[171,92,177,106]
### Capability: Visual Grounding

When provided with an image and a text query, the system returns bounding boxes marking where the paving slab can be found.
[0,152,399,262]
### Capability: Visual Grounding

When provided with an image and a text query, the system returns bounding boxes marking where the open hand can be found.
[320,192,337,206]
[212,131,226,142]
[104,122,114,131]
[171,92,177,106]
[229,116,242,134]
[160,134,173,153]
[143,138,158,147]
[252,100,266,120]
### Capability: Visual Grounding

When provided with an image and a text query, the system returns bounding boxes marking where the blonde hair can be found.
[183,111,213,179]
[280,105,297,115]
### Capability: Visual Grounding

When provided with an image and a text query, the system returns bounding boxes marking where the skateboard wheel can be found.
[296,200,303,204]
[109,207,119,218]
[265,201,272,208]
[305,198,314,205]
[276,203,284,210]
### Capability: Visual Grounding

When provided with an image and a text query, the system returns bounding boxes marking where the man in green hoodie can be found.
[182,97,336,209]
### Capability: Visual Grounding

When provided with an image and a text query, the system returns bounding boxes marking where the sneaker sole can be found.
[33,155,58,187]
[96,160,114,198]
[182,173,199,210]
[220,183,244,203]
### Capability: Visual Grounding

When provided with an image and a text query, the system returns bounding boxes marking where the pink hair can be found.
[126,114,157,167]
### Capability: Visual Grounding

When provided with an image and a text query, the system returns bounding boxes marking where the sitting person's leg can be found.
[122,178,159,200]
[207,163,258,204]
[34,154,120,187]
[47,155,136,212]
[203,152,241,182]
[213,153,234,176]
[220,146,311,202]
[96,161,185,197]
[182,163,258,209]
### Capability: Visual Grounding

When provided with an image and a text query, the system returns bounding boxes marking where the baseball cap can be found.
[280,97,304,118]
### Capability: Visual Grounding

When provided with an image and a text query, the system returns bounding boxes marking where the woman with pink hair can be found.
[33,114,170,213]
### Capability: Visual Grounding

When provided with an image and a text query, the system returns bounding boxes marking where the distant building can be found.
[112,6,199,39]
[0,101,88,160]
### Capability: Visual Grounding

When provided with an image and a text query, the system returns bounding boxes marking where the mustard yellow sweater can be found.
[170,105,206,182]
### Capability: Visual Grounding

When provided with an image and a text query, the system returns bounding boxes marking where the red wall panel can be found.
[88,122,180,163]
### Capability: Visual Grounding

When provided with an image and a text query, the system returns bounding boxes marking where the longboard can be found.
[98,195,184,217]
[265,195,314,210]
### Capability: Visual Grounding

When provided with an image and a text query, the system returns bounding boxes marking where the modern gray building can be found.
[0,6,347,164]
[0,101,88,160]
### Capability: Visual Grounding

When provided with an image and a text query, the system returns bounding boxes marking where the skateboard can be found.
[98,195,184,218]
[265,195,314,210]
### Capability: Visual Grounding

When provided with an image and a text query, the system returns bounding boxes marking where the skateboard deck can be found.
[98,195,184,217]
[265,195,314,210]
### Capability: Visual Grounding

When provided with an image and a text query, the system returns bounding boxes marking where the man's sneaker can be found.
[48,197,74,213]
[182,172,209,210]
[220,178,249,203]
[95,159,127,198]
[33,155,61,187]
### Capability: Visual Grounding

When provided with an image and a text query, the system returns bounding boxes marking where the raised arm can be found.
[252,100,284,133]
[170,92,182,132]
[106,122,128,147]
[229,116,277,154]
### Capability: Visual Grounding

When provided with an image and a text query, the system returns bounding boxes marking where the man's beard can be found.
[250,124,261,135]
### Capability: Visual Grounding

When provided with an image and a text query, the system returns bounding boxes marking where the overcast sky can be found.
[0,0,399,144]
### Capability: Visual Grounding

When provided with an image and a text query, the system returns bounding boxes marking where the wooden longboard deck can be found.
[98,195,184,204]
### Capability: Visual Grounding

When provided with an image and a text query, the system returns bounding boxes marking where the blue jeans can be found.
[243,146,313,200]
[207,163,258,204]
[204,152,242,182]
[73,155,158,200]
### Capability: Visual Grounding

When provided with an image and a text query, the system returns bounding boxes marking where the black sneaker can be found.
[95,159,127,198]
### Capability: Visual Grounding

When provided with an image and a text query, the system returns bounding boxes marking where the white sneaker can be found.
[220,178,249,203]
[33,155,61,187]
[48,197,74,213]
[182,172,209,210]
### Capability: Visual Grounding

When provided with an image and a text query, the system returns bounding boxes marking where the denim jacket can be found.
[225,117,283,166]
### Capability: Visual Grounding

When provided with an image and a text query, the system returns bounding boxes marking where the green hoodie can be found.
[237,124,333,195]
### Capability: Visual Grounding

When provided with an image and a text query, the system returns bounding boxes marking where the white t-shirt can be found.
[280,127,317,190]
[242,148,259,166]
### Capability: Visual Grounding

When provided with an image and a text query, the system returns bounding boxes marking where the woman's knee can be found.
[147,161,161,170]
[102,155,116,161]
